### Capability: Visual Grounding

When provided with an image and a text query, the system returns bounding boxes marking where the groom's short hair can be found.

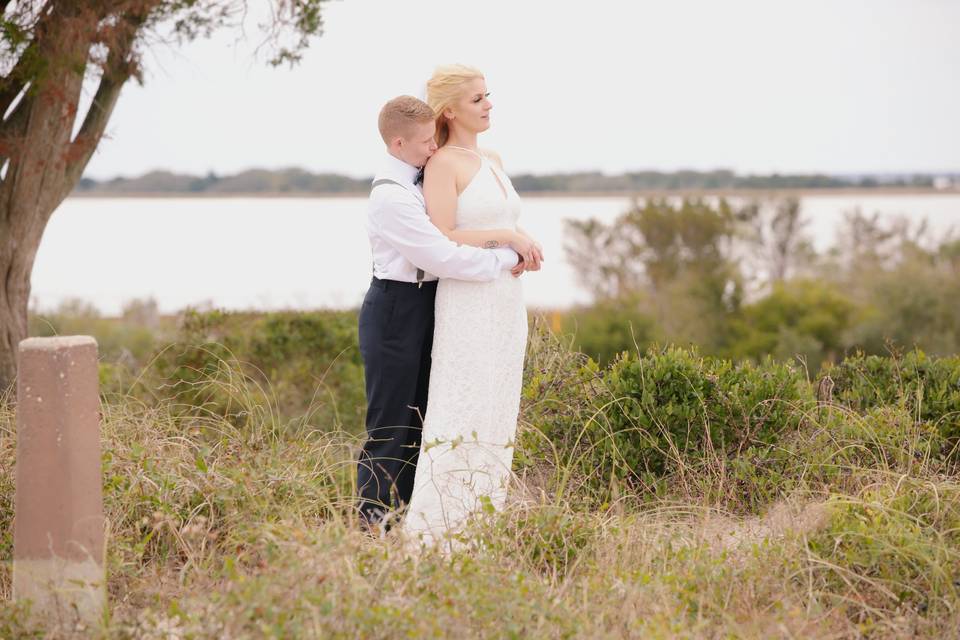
[378,96,435,144]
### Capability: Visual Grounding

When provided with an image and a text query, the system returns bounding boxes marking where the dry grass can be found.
[1,351,959,639]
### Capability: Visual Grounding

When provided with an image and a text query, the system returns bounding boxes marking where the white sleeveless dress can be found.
[402,147,528,548]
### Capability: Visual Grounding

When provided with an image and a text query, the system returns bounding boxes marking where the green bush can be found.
[824,350,960,456]
[727,279,856,372]
[479,503,601,576]
[519,340,813,503]
[147,308,364,432]
[808,479,960,616]
[558,296,658,366]
[599,347,811,487]
[516,319,608,500]
[729,405,945,511]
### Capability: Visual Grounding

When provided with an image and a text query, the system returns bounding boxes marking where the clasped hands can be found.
[508,231,544,277]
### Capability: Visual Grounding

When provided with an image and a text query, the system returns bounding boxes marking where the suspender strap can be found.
[370,178,425,286]
[371,178,404,189]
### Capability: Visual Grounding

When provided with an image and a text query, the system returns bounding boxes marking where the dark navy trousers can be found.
[356,276,437,526]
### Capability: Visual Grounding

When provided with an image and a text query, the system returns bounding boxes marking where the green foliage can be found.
[516,320,606,492]
[565,197,747,355]
[510,169,930,193]
[520,339,960,512]
[5,332,960,636]
[249,311,366,428]
[825,350,960,453]
[809,480,960,616]
[97,402,354,578]
[0,600,41,639]
[149,308,364,432]
[478,505,601,576]
[599,347,810,484]
[73,168,942,195]
[728,279,856,371]
[559,296,658,366]
[843,257,960,356]
[730,406,945,512]
[76,168,370,195]
[0,417,12,587]
[562,202,960,376]
[29,298,162,368]
[566,196,740,302]
[520,339,813,504]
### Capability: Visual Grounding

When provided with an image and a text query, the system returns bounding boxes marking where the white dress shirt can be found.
[365,153,519,283]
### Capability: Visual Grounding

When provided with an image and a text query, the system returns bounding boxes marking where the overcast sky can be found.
[80,0,960,180]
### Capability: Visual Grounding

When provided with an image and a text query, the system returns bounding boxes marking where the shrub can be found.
[474,503,601,577]
[727,279,856,372]
[519,339,813,503]
[729,405,945,511]
[558,296,658,366]
[808,479,960,617]
[599,347,811,485]
[147,308,364,432]
[516,319,609,501]
[824,350,960,456]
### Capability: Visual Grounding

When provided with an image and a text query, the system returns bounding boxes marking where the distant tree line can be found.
[74,168,950,195]
[512,170,938,192]
[75,169,371,194]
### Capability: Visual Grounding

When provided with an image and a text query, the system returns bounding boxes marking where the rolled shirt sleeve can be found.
[371,186,518,282]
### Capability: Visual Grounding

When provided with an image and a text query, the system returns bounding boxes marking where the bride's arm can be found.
[423,154,528,254]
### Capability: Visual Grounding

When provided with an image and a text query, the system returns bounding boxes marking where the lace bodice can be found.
[450,146,522,231]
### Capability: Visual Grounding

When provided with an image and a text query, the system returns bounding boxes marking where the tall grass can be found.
[1,323,959,638]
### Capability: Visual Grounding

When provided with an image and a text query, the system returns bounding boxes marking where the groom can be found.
[356,96,523,530]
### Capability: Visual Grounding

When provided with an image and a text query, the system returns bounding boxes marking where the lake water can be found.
[32,194,960,316]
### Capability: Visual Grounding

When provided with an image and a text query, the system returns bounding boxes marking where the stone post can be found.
[13,336,105,629]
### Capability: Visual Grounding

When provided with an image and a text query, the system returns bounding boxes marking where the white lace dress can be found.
[402,147,528,548]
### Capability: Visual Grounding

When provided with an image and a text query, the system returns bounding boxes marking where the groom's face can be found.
[396,120,438,168]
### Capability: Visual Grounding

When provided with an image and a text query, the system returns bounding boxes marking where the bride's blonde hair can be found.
[426,64,484,147]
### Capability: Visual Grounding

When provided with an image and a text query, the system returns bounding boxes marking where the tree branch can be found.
[61,8,151,197]
[0,46,37,119]
[60,70,126,198]
[0,2,58,118]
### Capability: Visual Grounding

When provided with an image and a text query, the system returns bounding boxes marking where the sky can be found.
[79,0,960,180]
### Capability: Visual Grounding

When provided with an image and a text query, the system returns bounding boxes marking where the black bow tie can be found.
[414,166,425,186]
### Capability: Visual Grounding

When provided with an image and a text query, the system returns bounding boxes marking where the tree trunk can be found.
[0,6,141,395]
[0,226,35,397]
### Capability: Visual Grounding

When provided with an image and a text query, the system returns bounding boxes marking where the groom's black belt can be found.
[370,276,437,292]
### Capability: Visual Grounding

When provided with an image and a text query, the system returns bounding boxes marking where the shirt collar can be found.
[377,152,420,186]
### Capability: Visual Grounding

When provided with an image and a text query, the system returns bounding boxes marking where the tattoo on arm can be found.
[483,240,500,249]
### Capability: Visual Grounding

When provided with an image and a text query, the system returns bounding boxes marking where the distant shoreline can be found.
[67,187,959,199]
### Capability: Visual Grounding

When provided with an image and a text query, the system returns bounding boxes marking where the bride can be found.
[401,64,543,549]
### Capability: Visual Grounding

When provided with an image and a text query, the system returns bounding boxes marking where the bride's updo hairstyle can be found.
[426,64,484,147]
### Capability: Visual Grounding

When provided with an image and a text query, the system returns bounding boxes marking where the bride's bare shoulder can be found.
[425,148,459,172]
[428,145,473,166]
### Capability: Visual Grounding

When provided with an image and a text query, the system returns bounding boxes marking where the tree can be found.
[565,197,745,350]
[0,0,330,392]
[735,197,816,288]
[727,279,856,372]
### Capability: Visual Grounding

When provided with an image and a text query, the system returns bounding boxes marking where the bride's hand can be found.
[508,232,537,267]
[529,241,544,271]
[514,236,543,271]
